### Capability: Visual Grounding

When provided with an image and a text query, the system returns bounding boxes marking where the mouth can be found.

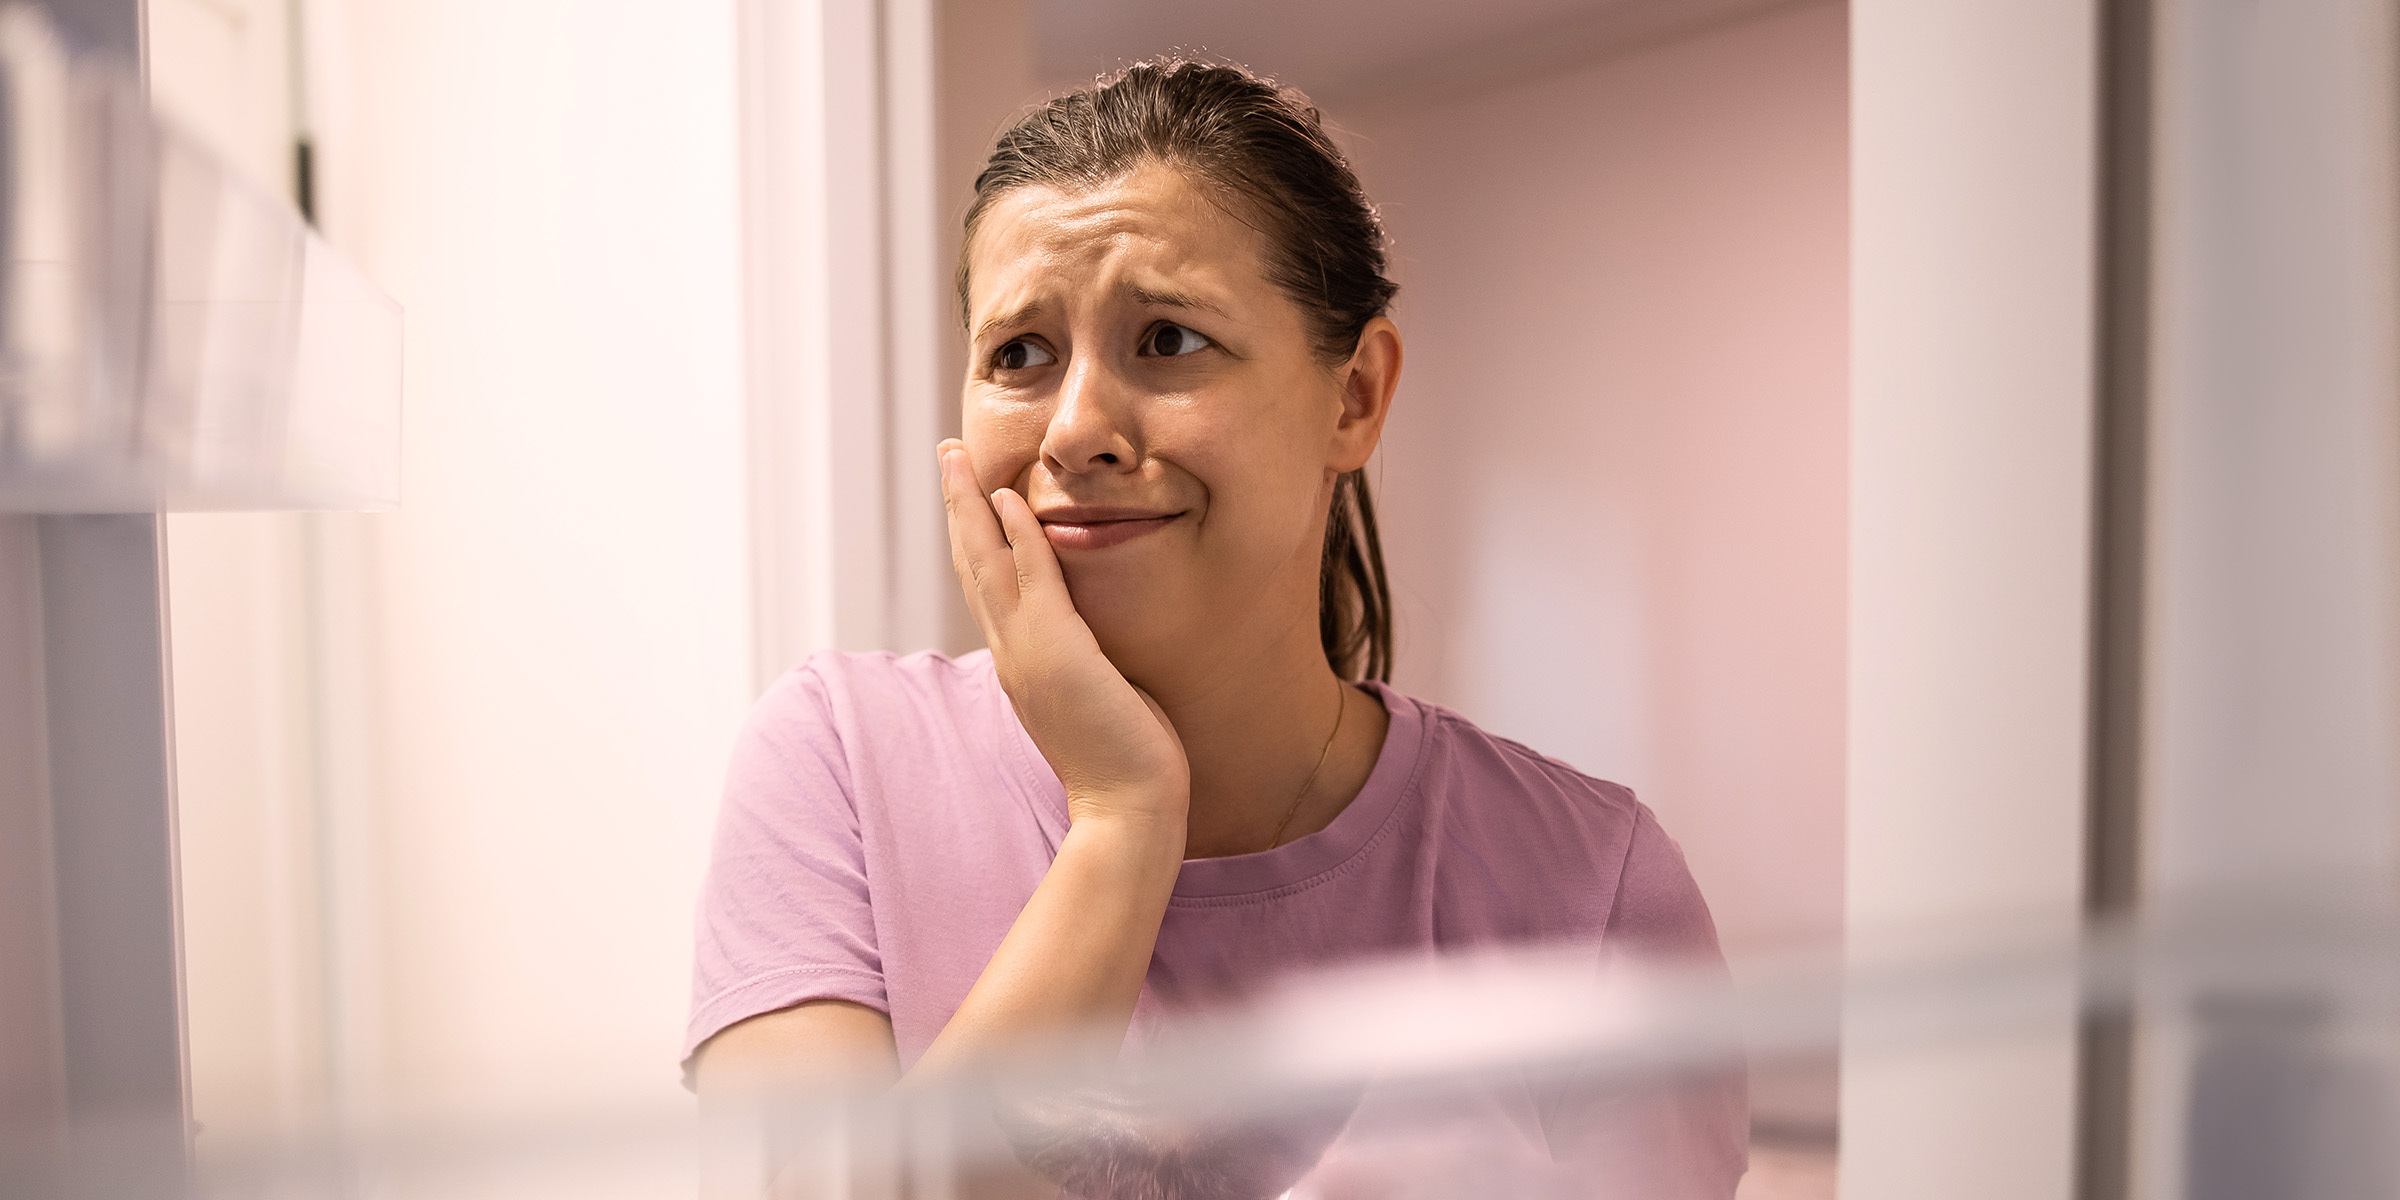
[1035,505,1184,552]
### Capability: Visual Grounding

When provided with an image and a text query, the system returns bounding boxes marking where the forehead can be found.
[964,163,1279,324]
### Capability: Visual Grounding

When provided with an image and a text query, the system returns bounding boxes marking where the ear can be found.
[1328,317,1403,474]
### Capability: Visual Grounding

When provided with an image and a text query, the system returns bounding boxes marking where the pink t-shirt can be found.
[687,649,1746,1193]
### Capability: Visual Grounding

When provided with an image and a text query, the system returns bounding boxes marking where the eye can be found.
[993,338,1056,371]
[1139,322,1213,358]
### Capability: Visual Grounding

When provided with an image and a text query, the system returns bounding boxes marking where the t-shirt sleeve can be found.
[1539,803,1751,1196]
[683,664,887,1069]
[1602,804,1728,962]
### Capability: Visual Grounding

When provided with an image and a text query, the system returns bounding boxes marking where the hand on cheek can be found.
[937,440,1191,831]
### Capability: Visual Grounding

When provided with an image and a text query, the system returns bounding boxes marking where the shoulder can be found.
[1396,690,1646,830]
[767,647,998,718]
[1393,691,1718,957]
[750,648,999,741]
[729,649,1003,793]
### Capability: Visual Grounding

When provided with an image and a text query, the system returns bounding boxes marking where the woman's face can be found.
[959,162,1396,679]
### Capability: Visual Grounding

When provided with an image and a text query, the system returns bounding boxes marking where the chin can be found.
[1064,573,1199,680]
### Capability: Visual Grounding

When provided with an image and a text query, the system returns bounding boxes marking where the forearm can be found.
[910,803,1185,1079]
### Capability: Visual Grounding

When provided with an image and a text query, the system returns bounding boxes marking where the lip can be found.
[1035,505,1183,552]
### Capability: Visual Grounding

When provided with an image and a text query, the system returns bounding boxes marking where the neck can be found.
[1119,608,1389,859]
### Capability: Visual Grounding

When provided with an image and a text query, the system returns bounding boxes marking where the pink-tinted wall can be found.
[1342,2,1849,955]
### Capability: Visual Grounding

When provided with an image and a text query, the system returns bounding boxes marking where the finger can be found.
[937,441,1019,611]
[989,487,1068,603]
[936,442,993,607]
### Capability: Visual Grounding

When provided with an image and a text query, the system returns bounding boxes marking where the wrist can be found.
[1060,799,1188,872]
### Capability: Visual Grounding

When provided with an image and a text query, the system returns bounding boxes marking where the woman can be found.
[688,60,1745,1196]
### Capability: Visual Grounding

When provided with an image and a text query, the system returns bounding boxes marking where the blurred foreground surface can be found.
[7,892,2396,1199]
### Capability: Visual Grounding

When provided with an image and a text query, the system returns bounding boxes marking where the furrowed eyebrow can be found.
[972,287,1226,346]
[973,300,1046,346]
[1126,285,1230,319]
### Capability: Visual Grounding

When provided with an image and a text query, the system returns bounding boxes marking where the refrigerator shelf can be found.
[0,3,399,513]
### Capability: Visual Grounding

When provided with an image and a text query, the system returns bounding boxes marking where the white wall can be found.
[1842,1,2097,1197]
[1343,2,1850,960]
[324,0,750,1124]
[159,4,753,1189]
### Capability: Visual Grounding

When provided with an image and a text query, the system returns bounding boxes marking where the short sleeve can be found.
[682,665,888,1070]
[1540,805,1751,1196]
[1602,805,1727,962]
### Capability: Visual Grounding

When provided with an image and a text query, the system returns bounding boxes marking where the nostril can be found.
[1096,452,1119,464]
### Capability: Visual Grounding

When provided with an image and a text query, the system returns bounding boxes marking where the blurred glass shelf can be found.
[0,3,399,514]
[8,896,2388,1199]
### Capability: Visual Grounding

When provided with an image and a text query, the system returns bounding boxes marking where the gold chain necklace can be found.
[1265,682,1348,850]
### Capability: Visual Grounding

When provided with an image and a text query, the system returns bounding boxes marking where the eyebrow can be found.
[1126,285,1231,319]
[970,285,1232,346]
[973,300,1046,346]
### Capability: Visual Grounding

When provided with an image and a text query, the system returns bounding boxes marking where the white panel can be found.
[741,0,958,687]
[815,0,894,656]
[882,0,953,659]
[739,0,840,676]
[1845,0,2097,1196]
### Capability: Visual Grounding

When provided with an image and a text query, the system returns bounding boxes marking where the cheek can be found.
[1178,437,1328,564]
[961,397,1047,492]
[1167,380,1337,544]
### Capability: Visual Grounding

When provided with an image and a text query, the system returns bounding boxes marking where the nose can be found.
[1039,355,1140,477]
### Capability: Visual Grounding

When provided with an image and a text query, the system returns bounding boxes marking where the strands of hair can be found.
[963,57,1402,682]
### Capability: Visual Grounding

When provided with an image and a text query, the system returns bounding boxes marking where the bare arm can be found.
[693,1001,900,1200]
[910,441,1190,1076]
[694,999,899,1094]
[689,800,1179,1097]
[694,442,1189,1192]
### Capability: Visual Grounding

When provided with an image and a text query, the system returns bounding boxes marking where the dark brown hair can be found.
[960,59,1398,682]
